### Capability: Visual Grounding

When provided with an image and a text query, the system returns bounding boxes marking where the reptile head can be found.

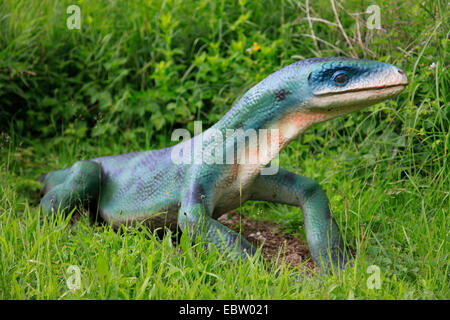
[302,57,408,116]
[220,57,408,141]
[261,57,408,143]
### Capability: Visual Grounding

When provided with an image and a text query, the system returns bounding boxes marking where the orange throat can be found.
[273,110,330,148]
[233,111,330,184]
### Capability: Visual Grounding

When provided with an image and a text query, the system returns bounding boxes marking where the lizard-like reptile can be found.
[39,57,408,271]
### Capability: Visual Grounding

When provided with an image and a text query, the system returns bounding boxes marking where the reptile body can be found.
[39,57,408,271]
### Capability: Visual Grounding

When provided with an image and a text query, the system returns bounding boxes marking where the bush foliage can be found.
[1,0,447,147]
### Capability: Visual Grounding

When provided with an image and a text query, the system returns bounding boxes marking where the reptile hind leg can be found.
[40,168,71,195]
[40,160,102,217]
[249,168,352,272]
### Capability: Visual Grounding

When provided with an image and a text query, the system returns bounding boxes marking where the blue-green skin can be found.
[40,57,408,271]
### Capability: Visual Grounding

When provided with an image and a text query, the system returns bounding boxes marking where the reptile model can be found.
[39,57,408,271]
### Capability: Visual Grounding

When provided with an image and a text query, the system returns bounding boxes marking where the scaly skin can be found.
[39,57,408,272]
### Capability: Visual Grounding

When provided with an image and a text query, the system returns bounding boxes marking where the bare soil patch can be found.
[218,212,318,273]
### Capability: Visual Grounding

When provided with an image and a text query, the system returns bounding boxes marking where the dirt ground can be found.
[218,212,318,273]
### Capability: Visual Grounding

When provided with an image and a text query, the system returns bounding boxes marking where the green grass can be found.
[0,0,448,299]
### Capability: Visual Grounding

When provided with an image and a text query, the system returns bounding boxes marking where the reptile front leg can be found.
[249,168,351,272]
[177,178,255,260]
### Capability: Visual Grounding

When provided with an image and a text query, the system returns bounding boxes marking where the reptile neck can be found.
[211,84,281,133]
[199,85,319,173]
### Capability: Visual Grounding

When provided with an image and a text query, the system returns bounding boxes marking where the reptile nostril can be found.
[397,69,405,75]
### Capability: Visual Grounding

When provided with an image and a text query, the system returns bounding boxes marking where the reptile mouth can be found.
[307,82,408,114]
[313,83,408,97]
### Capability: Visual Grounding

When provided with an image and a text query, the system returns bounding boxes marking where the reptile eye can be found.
[334,73,347,84]
[332,71,349,86]
[331,70,349,86]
